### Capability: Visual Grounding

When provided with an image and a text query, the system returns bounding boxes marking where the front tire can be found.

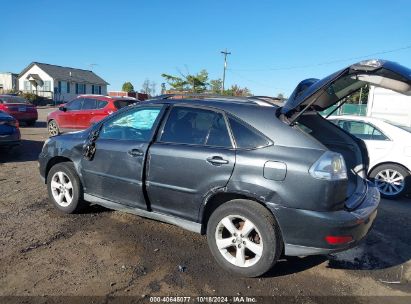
[47,162,84,213]
[207,199,283,277]
[48,120,60,136]
[369,164,410,199]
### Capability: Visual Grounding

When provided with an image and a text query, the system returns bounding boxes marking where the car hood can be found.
[282,59,411,116]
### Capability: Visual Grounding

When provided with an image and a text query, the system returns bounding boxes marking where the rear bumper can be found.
[0,130,21,147]
[270,182,380,256]
[8,111,38,121]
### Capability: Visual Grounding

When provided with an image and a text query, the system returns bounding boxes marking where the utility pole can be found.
[221,49,231,93]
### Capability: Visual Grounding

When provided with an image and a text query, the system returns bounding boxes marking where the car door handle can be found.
[207,156,229,165]
[128,149,144,157]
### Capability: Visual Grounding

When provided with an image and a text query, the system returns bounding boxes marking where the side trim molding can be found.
[84,193,202,234]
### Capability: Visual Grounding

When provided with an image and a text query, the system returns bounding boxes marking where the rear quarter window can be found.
[228,116,271,149]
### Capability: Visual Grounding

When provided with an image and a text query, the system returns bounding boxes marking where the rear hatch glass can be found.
[0,96,29,104]
[114,99,138,109]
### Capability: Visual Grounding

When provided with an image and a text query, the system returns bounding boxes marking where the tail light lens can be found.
[7,120,19,128]
[309,151,348,181]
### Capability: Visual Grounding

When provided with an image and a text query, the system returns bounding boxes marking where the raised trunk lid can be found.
[282,59,411,117]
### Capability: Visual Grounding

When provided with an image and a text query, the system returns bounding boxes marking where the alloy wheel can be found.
[48,121,59,136]
[374,169,405,197]
[50,171,73,207]
[215,215,263,268]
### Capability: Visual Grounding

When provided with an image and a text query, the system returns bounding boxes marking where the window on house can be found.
[24,81,30,91]
[67,82,70,93]
[92,85,101,94]
[76,83,86,94]
[43,81,51,91]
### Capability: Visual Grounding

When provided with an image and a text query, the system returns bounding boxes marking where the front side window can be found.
[228,116,270,149]
[43,81,51,91]
[66,98,83,111]
[338,120,388,140]
[160,107,232,147]
[99,107,162,141]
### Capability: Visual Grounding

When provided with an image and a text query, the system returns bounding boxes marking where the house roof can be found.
[19,62,109,85]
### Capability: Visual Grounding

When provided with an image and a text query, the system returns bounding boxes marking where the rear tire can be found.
[47,162,85,213]
[369,164,410,199]
[48,120,60,136]
[206,199,282,277]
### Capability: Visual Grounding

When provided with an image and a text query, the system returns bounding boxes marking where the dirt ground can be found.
[1,108,410,303]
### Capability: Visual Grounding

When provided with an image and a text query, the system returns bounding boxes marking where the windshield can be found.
[385,120,411,133]
[0,96,29,104]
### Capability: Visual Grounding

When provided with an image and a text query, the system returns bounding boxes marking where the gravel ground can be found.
[0,108,410,303]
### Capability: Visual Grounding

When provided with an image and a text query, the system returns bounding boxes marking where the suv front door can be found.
[80,105,164,209]
[146,105,235,221]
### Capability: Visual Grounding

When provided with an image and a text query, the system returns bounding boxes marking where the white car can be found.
[329,115,411,199]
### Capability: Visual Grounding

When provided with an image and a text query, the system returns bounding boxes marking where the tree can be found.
[150,81,157,96]
[209,79,223,94]
[224,84,251,97]
[122,82,134,92]
[141,79,151,94]
[161,69,209,93]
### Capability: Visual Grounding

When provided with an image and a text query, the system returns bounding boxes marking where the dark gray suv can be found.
[39,60,411,277]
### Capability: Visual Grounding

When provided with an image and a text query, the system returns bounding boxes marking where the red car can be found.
[47,95,139,136]
[0,95,38,126]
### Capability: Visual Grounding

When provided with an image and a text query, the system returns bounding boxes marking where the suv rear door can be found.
[146,105,235,221]
[80,105,165,209]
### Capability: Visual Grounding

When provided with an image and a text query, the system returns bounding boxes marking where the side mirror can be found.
[59,106,67,112]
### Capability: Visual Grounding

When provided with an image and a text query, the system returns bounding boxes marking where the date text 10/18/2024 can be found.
[149,296,258,303]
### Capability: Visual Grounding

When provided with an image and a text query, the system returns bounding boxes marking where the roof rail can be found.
[150,93,275,106]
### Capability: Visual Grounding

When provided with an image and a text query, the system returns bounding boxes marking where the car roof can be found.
[78,94,137,100]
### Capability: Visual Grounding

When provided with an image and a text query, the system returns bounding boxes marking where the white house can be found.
[0,72,19,92]
[18,62,109,102]
[367,86,411,127]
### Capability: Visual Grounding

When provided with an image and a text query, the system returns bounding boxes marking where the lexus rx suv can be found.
[47,95,139,136]
[39,60,411,277]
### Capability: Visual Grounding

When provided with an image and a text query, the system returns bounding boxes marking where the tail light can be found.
[309,151,348,181]
[5,119,19,128]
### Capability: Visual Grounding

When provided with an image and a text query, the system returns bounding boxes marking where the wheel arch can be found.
[199,191,281,236]
[45,156,73,182]
[369,161,411,176]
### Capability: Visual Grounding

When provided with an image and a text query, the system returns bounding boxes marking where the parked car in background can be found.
[0,110,20,149]
[0,95,38,126]
[47,95,139,136]
[329,115,411,198]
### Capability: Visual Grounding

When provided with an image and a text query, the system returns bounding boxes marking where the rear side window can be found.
[82,98,97,110]
[337,120,389,141]
[114,99,138,109]
[228,116,270,149]
[0,96,28,104]
[160,107,232,147]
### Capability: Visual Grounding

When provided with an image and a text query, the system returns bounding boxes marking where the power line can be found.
[228,44,411,72]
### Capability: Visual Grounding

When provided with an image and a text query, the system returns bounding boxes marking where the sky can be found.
[1,0,411,96]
